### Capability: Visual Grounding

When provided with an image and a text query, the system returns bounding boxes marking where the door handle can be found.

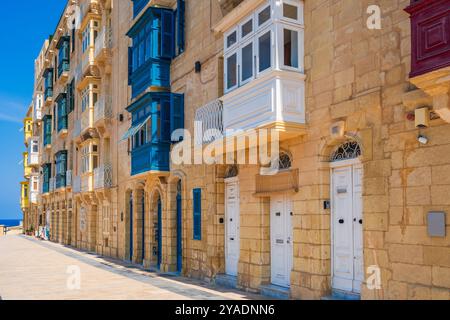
[359,219,363,225]
[339,219,344,224]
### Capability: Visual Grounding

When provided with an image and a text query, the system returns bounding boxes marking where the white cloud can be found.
[0,112,22,124]
[0,93,29,124]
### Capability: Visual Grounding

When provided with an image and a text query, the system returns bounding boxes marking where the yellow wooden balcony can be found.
[24,118,32,146]
[20,181,30,210]
[23,152,32,178]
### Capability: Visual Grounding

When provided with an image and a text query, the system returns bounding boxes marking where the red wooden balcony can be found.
[405,0,450,78]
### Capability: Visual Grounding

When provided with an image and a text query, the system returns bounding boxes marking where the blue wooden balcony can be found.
[124,92,184,176]
[132,0,149,18]
[42,115,52,147]
[55,151,67,189]
[56,93,68,133]
[42,163,51,194]
[131,142,171,175]
[127,6,175,98]
[129,58,171,99]
[57,36,70,78]
[43,68,53,101]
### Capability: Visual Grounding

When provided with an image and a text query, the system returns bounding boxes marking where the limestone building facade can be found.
[21,0,450,300]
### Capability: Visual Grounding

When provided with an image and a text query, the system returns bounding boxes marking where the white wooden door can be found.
[225,179,240,276]
[352,165,364,292]
[271,194,293,287]
[332,163,364,293]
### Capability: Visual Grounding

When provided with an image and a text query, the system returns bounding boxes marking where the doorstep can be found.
[321,289,361,301]
[259,284,290,300]
[214,274,238,289]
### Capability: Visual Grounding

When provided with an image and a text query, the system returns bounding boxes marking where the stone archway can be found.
[147,186,164,270]
[317,136,366,297]
[166,172,187,273]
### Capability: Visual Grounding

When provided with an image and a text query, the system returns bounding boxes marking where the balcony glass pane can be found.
[284,29,298,68]
[226,53,237,89]
[241,42,253,81]
[226,31,237,49]
[258,6,271,26]
[258,31,271,72]
[283,3,298,20]
[242,19,253,38]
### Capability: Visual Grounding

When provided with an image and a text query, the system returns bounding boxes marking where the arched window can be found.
[331,141,361,162]
[278,152,292,170]
[224,165,239,179]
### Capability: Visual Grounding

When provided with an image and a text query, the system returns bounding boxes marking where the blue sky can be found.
[0,1,66,220]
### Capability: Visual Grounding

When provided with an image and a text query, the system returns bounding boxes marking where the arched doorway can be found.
[224,165,240,277]
[156,197,162,269]
[330,141,363,294]
[141,191,145,265]
[149,190,163,270]
[129,192,134,262]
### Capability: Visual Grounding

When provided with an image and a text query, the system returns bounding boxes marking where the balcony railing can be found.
[66,170,72,187]
[73,176,81,194]
[73,119,82,138]
[82,174,93,193]
[74,64,82,83]
[81,109,94,133]
[81,50,92,72]
[94,164,113,190]
[194,99,224,145]
[94,27,112,60]
[94,95,113,124]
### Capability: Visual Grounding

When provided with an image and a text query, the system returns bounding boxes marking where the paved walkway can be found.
[0,234,264,300]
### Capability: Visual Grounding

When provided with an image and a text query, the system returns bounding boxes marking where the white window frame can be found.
[255,25,274,76]
[239,38,255,86]
[256,3,272,30]
[280,0,303,25]
[239,15,254,42]
[224,51,239,93]
[224,27,238,54]
[279,25,302,72]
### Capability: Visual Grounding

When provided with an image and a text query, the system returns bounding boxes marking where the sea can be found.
[0,220,22,227]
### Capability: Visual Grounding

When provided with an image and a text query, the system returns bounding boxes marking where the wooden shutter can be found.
[177,0,185,54]
[170,93,184,142]
[161,10,174,58]
[193,188,202,240]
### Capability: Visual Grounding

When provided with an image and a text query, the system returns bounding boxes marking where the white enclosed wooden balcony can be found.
[27,138,40,167]
[33,93,43,122]
[216,0,306,140]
